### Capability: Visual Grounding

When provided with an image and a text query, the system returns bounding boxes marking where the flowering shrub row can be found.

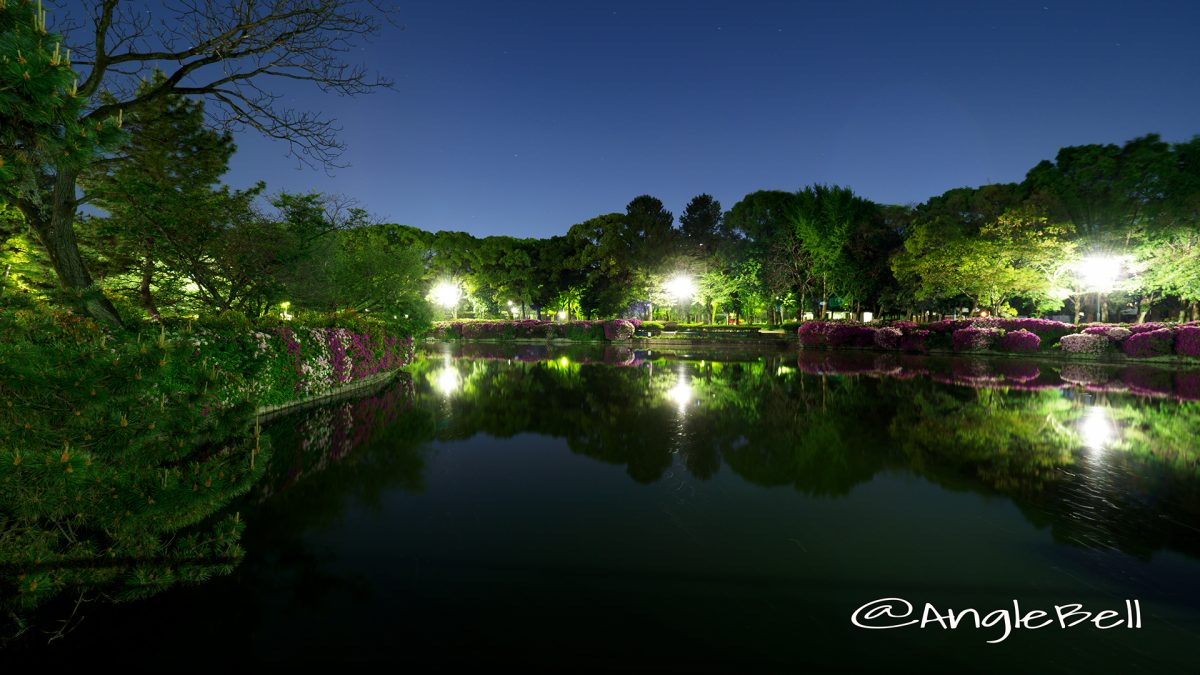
[266,325,414,403]
[797,317,1200,360]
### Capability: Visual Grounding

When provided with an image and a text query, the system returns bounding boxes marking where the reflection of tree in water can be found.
[209,378,436,625]
[890,386,1076,494]
[405,347,1200,561]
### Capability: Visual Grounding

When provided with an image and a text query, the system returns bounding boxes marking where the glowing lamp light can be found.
[1079,406,1116,452]
[557,310,567,320]
[664,275,697,303]
[1077,255,1123,293]
[431,282,461,308]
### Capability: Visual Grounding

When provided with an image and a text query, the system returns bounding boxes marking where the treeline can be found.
[352,133,1200,324]
[4,2,1198,329]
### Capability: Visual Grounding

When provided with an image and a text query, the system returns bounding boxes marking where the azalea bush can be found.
[1082,325,1133,344]
[899,329,932,353]
[998,329,1041,353]
[952,326,1004,352]
[1123,328,1175,358]
[603,319,635,341]
[874,326,903,350]
[1128,322,1168,334]
[1059,333,1112,355]
[1175,326,1200,358]
[930,317,1070,345]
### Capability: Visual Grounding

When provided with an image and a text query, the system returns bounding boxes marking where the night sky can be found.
[68,1,1200,237]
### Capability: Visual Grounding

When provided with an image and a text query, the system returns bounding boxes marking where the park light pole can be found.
[431,281,462,319]
[663,275,696,322]
[1077,255,1122,322]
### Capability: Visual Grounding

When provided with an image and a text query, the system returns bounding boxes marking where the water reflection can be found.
[398,344,1200,562]
[666,371,693,411]
[1079,405,1117,453]
[433,364,461,397]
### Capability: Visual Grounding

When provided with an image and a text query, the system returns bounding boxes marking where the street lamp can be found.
[1078,255,1122,293]
[1077,255,1123,322]
[663,275,697,321]
[664,275,697,302]
[431,281,461,319]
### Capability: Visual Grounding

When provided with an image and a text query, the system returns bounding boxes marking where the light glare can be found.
[431,282,461,308]
[1077,255,1123,292]
[664,275,697,303]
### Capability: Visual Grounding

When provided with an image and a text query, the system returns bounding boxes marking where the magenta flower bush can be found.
[1174,325,1200,358]
[797,321,877,348]
[952,326,1003,352]
[1127,322,1167,335]
[1059,333,1111,355]
[928,317,1070,345]
[888,320,919,331]
[829,324,878,348]
[797,321,837,347]
[874,327,903,350]
[1082,325,1133,344]
[997,329,1040,353]
[899,329,931,353]
[603,319,635,341]
[1122,328,1174,358]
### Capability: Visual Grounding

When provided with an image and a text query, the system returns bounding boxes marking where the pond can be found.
[10,344,1200,672]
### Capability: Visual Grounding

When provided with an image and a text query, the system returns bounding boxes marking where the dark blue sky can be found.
[113,1,1200,237]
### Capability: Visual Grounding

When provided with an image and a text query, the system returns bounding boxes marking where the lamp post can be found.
[663,275,696,322]
[1077,255,1122,322]
[431,281,462,319]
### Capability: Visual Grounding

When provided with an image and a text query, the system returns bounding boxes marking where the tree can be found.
[891,204,1075,316]
[82,72,237,319]
[329,225,431,323]
[3,0,393,326]
[679,193,723,256]
[624,195,676,319]
[0,0,125,323]
[792,185,876,319]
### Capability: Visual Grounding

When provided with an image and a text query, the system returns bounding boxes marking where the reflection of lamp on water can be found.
[667,373,693,410]
[434,367,460,396]
[1079,406,1116,452]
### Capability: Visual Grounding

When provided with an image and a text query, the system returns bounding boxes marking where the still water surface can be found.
[19,344,1200,672]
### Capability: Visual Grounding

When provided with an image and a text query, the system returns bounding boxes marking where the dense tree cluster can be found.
[357,133,1200,325]
[2,2,1198,327]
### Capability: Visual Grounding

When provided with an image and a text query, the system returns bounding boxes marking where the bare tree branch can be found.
[55,0,398,169]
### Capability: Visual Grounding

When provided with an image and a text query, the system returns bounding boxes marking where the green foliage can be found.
[0,1,125,189]
[0,294,265,628]
[0,295,416,633]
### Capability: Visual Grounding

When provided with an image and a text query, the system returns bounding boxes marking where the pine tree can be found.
[82,72,238,320]
[0,0,125,321]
